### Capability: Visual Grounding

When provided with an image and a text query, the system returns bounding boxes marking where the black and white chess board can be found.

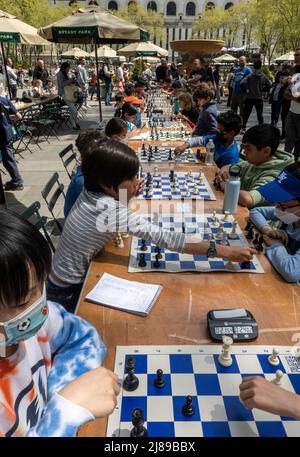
[129,212,264,274]
[107,345,300,437]
[138,146,197,164]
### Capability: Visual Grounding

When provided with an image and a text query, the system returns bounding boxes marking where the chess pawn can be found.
[228,221,239,240]
[211,211,220,227]
[198,167,203,179]
[116,234,124,248]
[268,348,280,366]
[222,211,230,222]
[218,336,233,367]
[272,370,284,386]
[121,232,129,239]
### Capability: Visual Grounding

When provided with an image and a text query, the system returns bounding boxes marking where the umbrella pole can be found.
[1,42,12,100]
[94,44,103,123]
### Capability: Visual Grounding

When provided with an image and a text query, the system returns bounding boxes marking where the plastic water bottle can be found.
[223,164,241,214]
[205,139,215,166]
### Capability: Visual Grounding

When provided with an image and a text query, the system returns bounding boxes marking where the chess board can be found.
[143,120,184,129]
[129,212,264,273]
[107,345,300,437]
[138,131,189,141]
[138,172,216,201]
[138,146,198,164]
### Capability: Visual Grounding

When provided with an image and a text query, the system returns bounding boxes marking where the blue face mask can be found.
[0,286,48,347]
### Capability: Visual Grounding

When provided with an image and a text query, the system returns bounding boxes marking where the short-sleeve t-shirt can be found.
[233,66,252,94]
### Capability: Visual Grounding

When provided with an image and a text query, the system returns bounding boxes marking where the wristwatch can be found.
[207,240,217,258]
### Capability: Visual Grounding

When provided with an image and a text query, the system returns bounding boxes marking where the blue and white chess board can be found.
[138,146,198,164]
[129,213,264,274]
[107,345,300,437]
[138,172,216,201]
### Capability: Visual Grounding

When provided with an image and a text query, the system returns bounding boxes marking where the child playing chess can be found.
[215,124,294,208]
[47,139,256,312]
[192,84,218,137]
[105,118,128,143]
[174,110,242,168]
[0,209,120,436]
[249,162,300,283]
[121,103,139,133]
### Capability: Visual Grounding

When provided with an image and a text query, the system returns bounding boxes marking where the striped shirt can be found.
[50,189,186,286]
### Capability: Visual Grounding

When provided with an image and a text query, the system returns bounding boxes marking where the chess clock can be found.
[207,309,258,342]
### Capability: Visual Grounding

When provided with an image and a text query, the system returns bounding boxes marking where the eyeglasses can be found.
[276,203,300,211]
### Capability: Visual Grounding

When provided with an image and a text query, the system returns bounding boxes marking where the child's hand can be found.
[135,178,144,196]
[219,245,257,262]
[174,142,189,156]
[59,367,121,419]
[239,376,300,419]
[219,165,230,181]
[263,235,283,247]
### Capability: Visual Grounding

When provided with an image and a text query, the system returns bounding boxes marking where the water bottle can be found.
[223,164,241,214]
[205,139,215,166]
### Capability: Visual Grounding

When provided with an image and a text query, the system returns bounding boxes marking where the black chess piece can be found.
[140,240,147,251]
[154,247,162,259]
[182,395,195,417]
[168,149,173,161]
[154,369,165,388]
[153,254,161,268]
[169,170,174,182]
[257,235,264,252]
[123,363,139,392]
[241,260,251,270]
[182,223,186,234]
[130,408,148,438]
[138,253,147,268]
[245,219,253,232]
[253,233,260,246]
[246,226,254,240]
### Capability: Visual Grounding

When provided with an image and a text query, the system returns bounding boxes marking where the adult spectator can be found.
[0,95,23,190]
[240,60,272,132]
[226,67,235,107]
[213,64,222,103]
[156,59,168,83]
[57,62,80,130]
[5,58,18,100]
[285,48,300,160]
[76,57,89,107]
[117,61,125,93]
[141,63,152,87]
[187,59,207,89]
[230,56,252,121]
[269,69,289,130]
[33,59,49,89]
[103,58,114,106]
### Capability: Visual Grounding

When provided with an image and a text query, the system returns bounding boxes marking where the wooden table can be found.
[76,162,300,437]
[15,94,59,112]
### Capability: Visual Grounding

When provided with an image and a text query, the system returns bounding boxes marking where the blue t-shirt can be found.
[64,166,84,218]
[126,121,135,132]
[203,134,240,169]
[0,95,17,143]
[233,66,252,94]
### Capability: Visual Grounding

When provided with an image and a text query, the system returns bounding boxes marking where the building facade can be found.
[50,1,243,59]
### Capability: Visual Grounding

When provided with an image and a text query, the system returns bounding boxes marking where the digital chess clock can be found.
[207,309,258,342]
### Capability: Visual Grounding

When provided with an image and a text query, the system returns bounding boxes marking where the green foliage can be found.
[131,58,142,82]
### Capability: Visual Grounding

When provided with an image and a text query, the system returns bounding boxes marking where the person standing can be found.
[33,59,49,89]
[230,56,252,121]
[0,95,23,190]
[89,63,98,101]
[213,65,222,103]
[155,58,168,83]
[56,62,80,130]
[141,63,152,88]
[240,60,272,132]
[226,68,235,107]
[5,58,18,100]
[117,61,125,93]
[76,57,89,107]
[285,48,300,160]
[103,58,114,106]
[187,58,207,89]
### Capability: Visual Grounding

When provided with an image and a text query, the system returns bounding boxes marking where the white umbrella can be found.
[61,47,90,59]
[275,51,294,62]
[90,45,116,58]
[213,53,236,63]
[119,41,168,57]
[133,56,160,63]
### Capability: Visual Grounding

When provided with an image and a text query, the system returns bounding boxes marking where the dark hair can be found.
[171,80,182,90]
[217,110,242,136]
[124,84,135,96]
[60,61,70,78]
[121,102,138,118]
[243,124,280,154]
[105,118,128,137]
[0,209,51,308]
[254,60,262,70]
[193,84,215,102]
[115,93,124,103]
[82,139,139,193]
[75,129,104,160]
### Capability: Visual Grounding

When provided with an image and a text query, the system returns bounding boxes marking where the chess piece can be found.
[138,253,147,268]
[253,233,260,246]
[272,370,284,386]
[182,395,195,417]
[123,359,139,391]
[211,211,220,227]
[168,149,173,161]
[257,235,264,252]
[246,225,254,240]
[218,335,233,367]
[140,240,147,251]
[241,260,251,269]
[115,232,124,248]
[268,347,280,366]
[130,408,148,438]
[192,185,199,195]
[228,221,239,240]
[222,211,230,222]
[122,232,129,239]
[154,369,165,388]
[294,346,300,358]
[198,167,203,179]
[153,254,161,268]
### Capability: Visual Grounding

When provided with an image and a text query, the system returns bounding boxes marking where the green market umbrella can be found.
[0,9,51,98]
[39,6,149,121]
[119,41,168,58]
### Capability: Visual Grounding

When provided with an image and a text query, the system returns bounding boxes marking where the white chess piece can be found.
[198,167,203,179]
[223,211,230,222]
[211,211,220,227]
[228,221,239,240]
[121,232,129,239]
[272,370,284,385]
[218,336,233,367]
[193,185,199,195]
[294,346,300,358]
[268,347,280,366]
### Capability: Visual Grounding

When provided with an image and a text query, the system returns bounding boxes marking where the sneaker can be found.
[5,181,24,191]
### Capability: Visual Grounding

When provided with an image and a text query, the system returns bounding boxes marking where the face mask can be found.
[120,137,129,145]
[0,285,48,348]
[274,207,300,225]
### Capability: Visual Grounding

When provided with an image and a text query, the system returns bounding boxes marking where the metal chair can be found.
[21,201,55,252]
[58,144,77,180]
[41,172,66,232]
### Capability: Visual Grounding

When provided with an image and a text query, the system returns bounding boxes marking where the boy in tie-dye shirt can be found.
[0,209,120,437]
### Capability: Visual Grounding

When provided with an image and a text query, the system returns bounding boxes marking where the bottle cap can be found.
[229,164,241,177]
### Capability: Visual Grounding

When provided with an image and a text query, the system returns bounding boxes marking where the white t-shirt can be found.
[290,100,300,114]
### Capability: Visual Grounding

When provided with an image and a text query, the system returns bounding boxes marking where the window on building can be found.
[205,2,215,10]
[147,1,157,11]
[225,2,234,10]
[88,0,98,5]
[186,2,196,16]
[128,1,137,9]
[108,0,118,10]
[167,2,177,16]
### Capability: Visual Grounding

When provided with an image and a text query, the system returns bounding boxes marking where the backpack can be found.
[99,66,106,82]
